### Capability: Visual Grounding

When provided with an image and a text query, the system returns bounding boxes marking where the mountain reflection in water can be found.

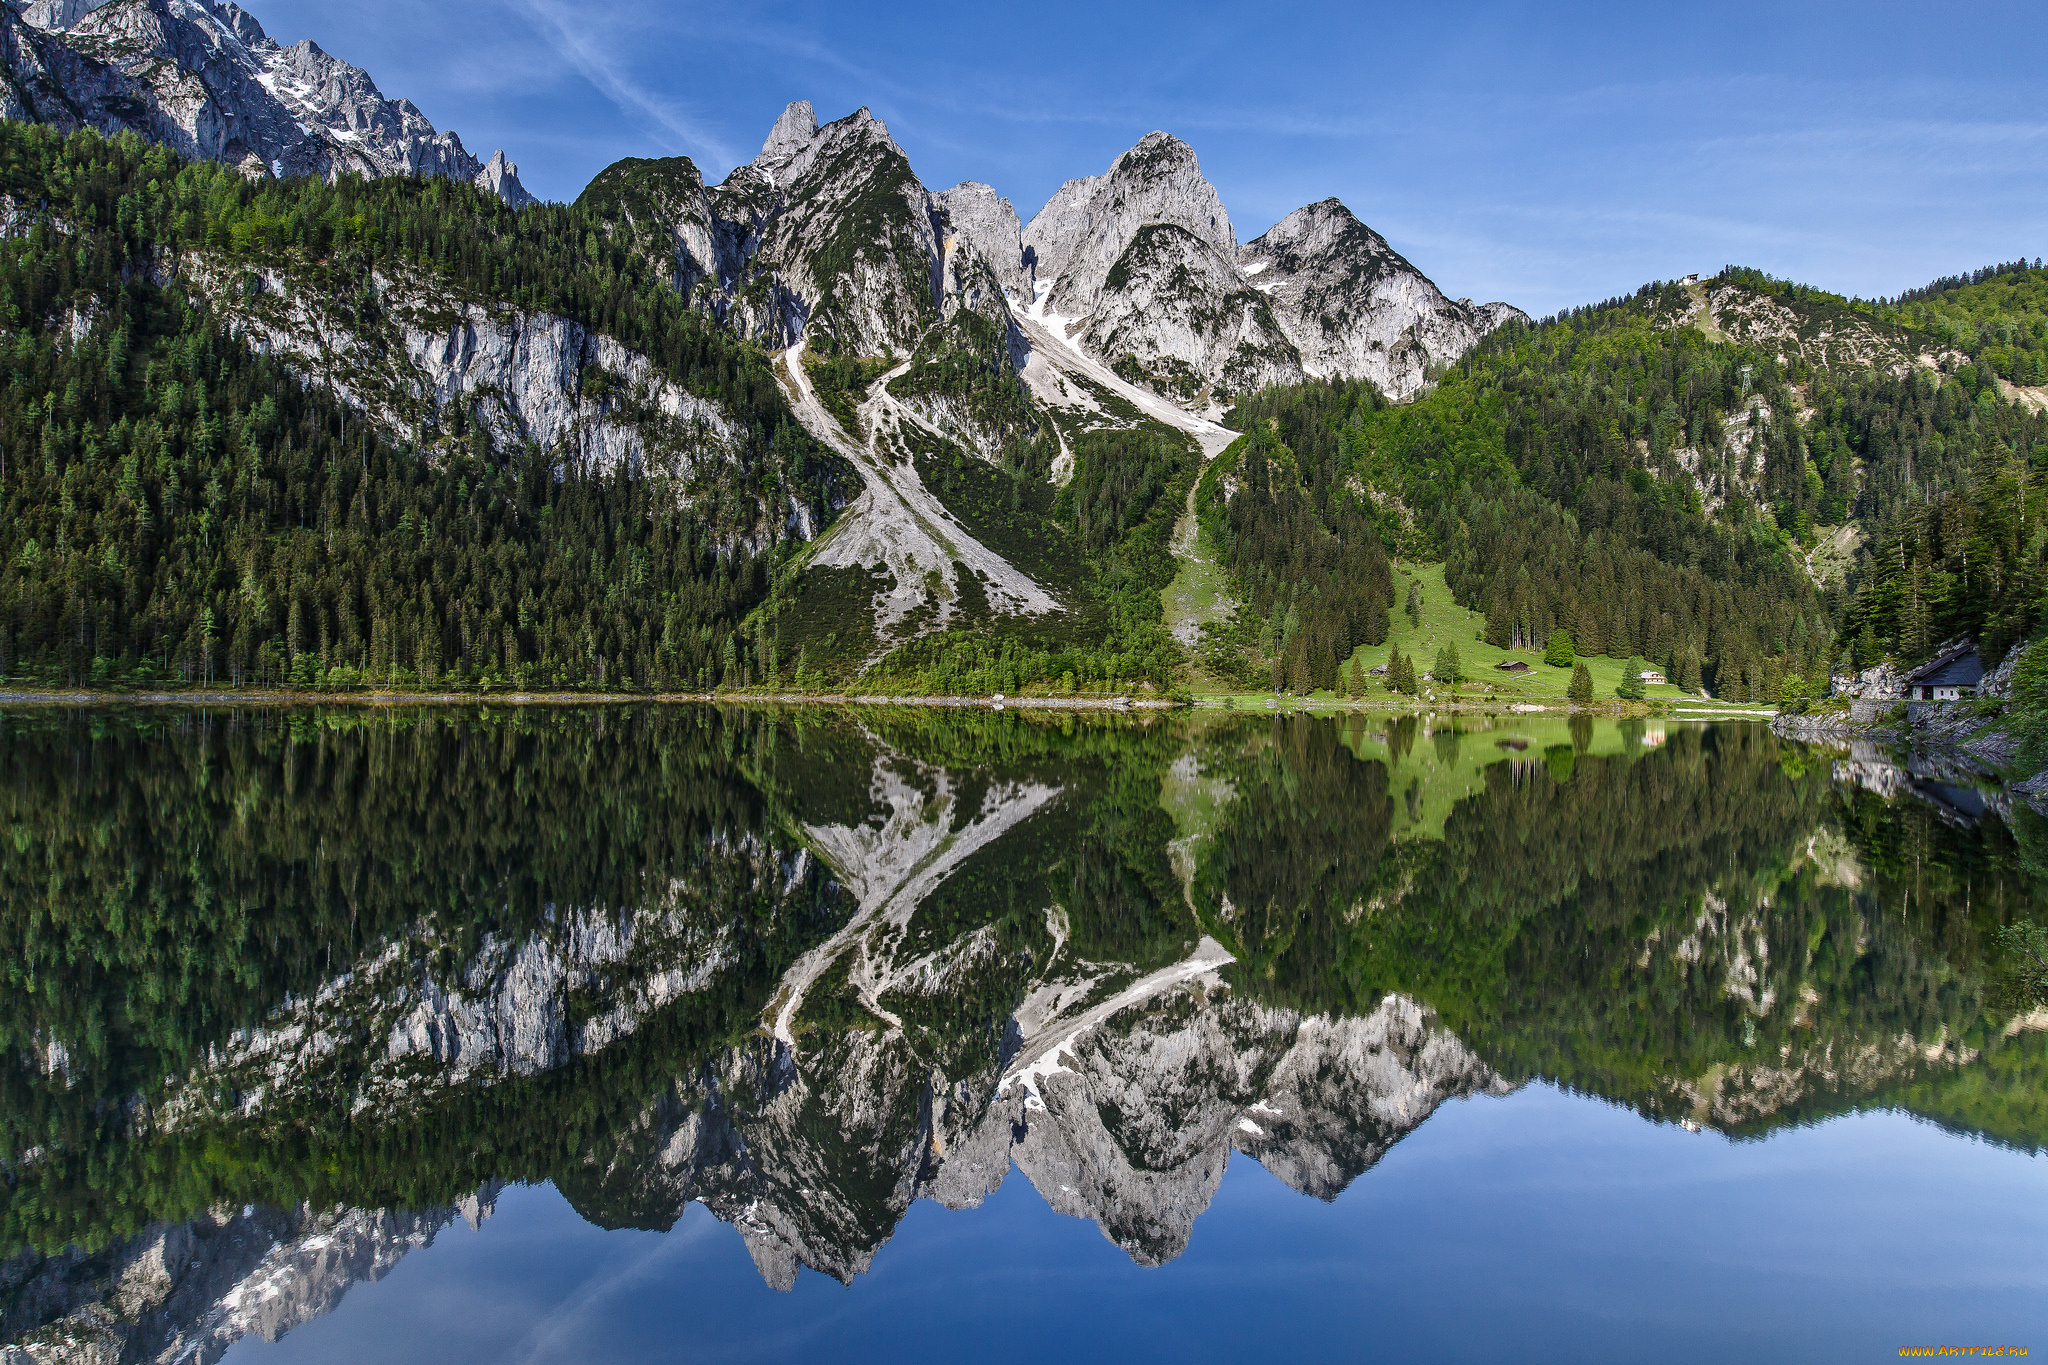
[1,706,2043,1362]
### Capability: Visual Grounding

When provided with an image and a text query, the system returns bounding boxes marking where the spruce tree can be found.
[1617,656,1647,701]
[1569,661,1592,702]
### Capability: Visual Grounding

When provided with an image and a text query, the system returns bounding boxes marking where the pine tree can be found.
[1617,656,1647,701]
[1434,641,1462,688]
[1569,661,1592,702]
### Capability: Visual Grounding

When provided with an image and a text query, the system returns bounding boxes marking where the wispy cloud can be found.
[504,0,737,169]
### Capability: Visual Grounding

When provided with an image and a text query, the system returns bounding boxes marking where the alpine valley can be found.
[0,0,2042,740]
[1,11,2048,1358]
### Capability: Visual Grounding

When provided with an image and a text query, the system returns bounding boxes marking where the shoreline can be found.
[0,687,1784,719]
[0,688,1184,711]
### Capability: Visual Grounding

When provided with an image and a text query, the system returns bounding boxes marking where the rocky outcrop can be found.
[172,253,842,544]
[1025,132,1240,320]
[553,979,1508,1290]
[4,0,531,205]
[1241,199,1529,400]
[740,103,947,355]
[579,103,1018,365]
[1688,275,1946,375]
[1018,134,1295,401]
[935,181,1028,300]
[1000,989,1510,1264]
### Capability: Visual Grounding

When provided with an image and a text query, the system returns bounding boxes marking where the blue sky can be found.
[242,0,2046,317]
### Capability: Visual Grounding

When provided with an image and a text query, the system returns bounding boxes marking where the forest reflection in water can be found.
[0,705,2043,1362]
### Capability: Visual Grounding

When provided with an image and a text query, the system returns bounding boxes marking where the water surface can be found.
[0,707,2041,1362]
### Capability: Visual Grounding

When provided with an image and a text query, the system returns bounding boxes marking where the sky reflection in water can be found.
[229,1088,2047,1365]
[0,707,2041,1362]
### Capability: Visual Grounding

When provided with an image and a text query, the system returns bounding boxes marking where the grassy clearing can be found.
[1323,562,1703,706]
[1160,486,1236,656]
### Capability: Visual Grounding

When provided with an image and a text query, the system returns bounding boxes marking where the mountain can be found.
[580,101,1014,360]
[0,0,2034,709]
[0,1196,499,1365]
[1008,132,1522,404]
[0,0,532,204]
[1242,198,1523,401]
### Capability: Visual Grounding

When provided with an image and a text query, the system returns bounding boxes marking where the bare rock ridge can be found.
[933,180,1028,299]
[0,0,532,205]
[1024,131,1240,318]
[1240,198,1525,399]
[1002,130,1524,402]
[583,104,1520,410]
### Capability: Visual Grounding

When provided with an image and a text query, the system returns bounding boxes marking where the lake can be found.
[0,706,2042,1363]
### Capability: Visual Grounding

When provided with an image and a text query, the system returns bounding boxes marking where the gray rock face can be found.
[934,181,1027,300]
[578,109,1518,415]
[1241,198,1528,400]
[1079,220,1302,401]
[1000,989,1509,1265]
[1008,134,1518,402]
[586,103,1015,361]
[170,251,838,546]
[1024,132,1237,320]
[4,0,532,205]
[752,97,820,172]
[155,838,828,1134]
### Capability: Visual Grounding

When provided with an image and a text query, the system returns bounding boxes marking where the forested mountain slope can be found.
[1182,263,2046,705]
[0,122,849,690]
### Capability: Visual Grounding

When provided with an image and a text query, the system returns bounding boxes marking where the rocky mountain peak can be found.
[17,0,100,29]
[1250,197,1383,265]
[1238,195,1525,399]
[477,148,524,202]
[936,180,1028,298]
[1024,129,1235,315]
[754,98,818,171]
[4,0,535,206]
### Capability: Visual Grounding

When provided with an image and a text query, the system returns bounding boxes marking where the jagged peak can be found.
[1246,198,1394,267]
[942,179,1006,202]
[752,101,907,184]
[1112,130,1199,174]
[937,180,1018,225]
[210,1,266,47]
[755,99,818,166]
[821,104,903,156]
[17,0,101,30]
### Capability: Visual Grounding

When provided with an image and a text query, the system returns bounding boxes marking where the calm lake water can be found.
[1,706,2043,1363]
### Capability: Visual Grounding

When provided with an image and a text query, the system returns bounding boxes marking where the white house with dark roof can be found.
[1900,642,1985,701]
